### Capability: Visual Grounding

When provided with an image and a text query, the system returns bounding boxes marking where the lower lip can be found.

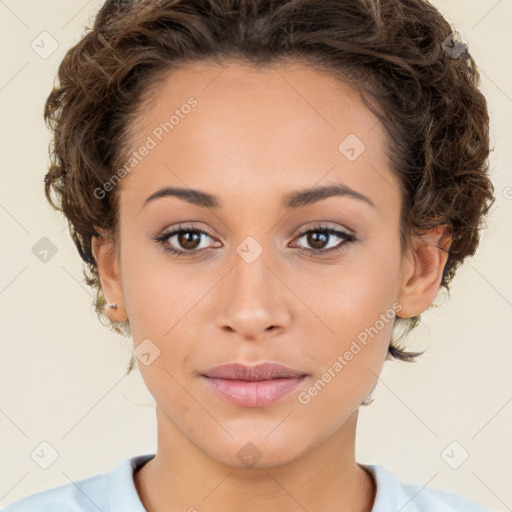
[201,376,307,408]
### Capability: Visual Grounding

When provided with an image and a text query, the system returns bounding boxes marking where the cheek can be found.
[312,242,401,340]
[119,241,213,388]
[119,239,185,339]
[298,283,398,422]
[307,234,403,380]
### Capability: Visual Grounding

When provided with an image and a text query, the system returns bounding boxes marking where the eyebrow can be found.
[142,183,376,210]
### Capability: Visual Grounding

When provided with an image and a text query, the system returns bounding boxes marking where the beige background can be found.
[0,1,511,510]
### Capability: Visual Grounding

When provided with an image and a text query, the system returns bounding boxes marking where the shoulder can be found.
[365,463,494,512]
[1,473,107,512]
[2,454,155,512]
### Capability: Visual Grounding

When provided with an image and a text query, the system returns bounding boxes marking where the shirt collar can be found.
[107,453,156,511]
[106,455,399,512]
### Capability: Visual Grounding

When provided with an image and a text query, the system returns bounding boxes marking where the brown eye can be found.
[153,225,218,257]
[305,231,329,250]
[294,225,356,254]
[176,231,202,250]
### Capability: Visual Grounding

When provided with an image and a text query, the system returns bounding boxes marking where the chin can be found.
[199,429,313,470]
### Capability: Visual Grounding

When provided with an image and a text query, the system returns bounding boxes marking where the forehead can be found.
[134,60,385,148]
[118,61,397,212]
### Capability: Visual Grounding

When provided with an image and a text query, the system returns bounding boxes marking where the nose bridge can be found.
[215,234,291,338]
[233,235,271,296]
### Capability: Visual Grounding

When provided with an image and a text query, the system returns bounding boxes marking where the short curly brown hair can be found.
[43,0,495,374]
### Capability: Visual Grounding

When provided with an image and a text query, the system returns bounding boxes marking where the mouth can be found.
[200,362,309,408]
[201,361,308,380]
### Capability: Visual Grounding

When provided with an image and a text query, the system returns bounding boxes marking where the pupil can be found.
[179,232,200,250]
[308,232,327,249]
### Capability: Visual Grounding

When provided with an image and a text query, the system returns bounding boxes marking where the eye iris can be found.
[308,231,328,249]
[178,231,201,250]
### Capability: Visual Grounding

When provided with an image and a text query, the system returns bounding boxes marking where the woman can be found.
[4,0,495,510]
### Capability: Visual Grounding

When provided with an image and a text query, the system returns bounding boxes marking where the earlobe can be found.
[91,234,127,321]
[396,224,452,319]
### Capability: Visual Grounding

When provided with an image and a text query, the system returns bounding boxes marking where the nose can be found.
[215,244,292,341]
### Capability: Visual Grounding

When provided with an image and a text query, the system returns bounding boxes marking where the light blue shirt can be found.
[2,453,493,511]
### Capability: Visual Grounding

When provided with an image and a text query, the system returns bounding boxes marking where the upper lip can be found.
[201,362,308,381]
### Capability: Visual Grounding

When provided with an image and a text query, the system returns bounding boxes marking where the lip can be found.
[201,361,308,380]
[200,362,309,408]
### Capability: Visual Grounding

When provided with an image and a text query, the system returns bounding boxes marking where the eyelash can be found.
[152,223,357,258]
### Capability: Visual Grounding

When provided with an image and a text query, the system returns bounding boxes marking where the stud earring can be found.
[107,303,118,310]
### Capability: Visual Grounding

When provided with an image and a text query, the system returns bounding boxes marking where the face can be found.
[93,61,446,468]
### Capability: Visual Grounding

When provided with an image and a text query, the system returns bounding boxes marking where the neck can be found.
[134,407,376,512]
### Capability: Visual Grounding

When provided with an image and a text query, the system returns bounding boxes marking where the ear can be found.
[91,231,127,322]
[396,224,452,318]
